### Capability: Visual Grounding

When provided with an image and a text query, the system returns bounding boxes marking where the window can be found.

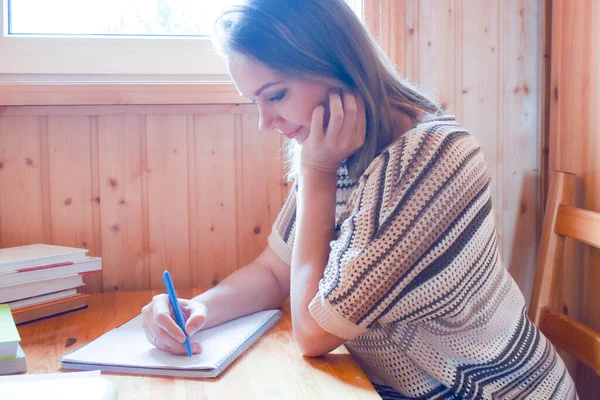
[8,0,241,37]
[0,0,364,80]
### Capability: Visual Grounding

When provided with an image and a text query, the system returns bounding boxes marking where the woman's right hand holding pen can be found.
[141,294,208,355]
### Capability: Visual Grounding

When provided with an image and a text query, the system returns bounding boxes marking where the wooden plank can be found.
[145,115,192,289]
[499,0,541,305]
[0,83,248,106]
[452,0,464,121]
[539,307,600,376]
[194,114,238,288]
[540,0,553,219]
[0,104,258,118]
[380,0,405,72]
[403,0,418,82]
[555,205,600,249]
[46,116,96,290]
[235,115,284,268]
[460,0,500,248]
[39,117,52,244]
[0,117,44,247]
[187,115,199,290]
[529,171,575,325]
[97,115,148,291]
[417,0,456,112]
[86,116,103,293]
[363,0,381,43]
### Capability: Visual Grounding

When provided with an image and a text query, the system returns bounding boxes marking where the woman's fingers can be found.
[141,295,205,355]
[143,316,190,355]
[309,104,326,143]
[183,300,208,337]
[340,91,358,141]
[152,294,186,343]
[354,92,367,145]
[326,90,344,140]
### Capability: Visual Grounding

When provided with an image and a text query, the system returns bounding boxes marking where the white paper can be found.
[61,310,280,374]
[0,370,117,400]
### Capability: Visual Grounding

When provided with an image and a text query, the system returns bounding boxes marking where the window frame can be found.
[1,0,364,81]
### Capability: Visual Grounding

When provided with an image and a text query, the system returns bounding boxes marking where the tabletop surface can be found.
[16,289,380,399]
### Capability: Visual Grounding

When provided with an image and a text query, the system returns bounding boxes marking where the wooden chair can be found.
[529,171,600,375]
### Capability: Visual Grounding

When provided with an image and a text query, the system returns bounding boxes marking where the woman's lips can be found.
[283,126,302,139]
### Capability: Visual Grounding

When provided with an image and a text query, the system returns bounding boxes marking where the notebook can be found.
[60,309,282,378]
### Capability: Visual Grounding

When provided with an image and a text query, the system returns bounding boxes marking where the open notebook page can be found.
[60,309,281,378]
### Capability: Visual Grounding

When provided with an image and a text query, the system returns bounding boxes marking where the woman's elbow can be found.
[293,330,344,357]
[294,334,328,357]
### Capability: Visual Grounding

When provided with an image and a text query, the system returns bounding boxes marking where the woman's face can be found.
[227,55,330,144]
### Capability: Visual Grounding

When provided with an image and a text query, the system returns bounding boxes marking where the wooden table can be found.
[17,290,380,399]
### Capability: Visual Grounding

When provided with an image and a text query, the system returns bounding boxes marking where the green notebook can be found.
[0,305,21,359]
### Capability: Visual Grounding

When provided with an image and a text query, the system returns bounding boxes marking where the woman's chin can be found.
[294,130,310,144]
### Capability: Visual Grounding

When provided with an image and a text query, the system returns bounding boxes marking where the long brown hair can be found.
[214,0,443,179]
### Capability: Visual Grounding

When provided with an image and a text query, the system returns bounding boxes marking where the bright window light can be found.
[7,0,363,38]
[8,0,242,37]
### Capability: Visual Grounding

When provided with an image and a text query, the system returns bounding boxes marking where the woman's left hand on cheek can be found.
[301,90,367,174]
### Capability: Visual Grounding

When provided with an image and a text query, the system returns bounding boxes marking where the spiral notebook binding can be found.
[212,309,282,377]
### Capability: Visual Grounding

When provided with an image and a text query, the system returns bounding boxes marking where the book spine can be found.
[16,261,74,272]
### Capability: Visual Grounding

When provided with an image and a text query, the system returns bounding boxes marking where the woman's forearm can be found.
[192,249,289,329]
[290,167,338,350]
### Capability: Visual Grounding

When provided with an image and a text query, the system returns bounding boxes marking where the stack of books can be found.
[0,304,26,374]
[0,244,102,325]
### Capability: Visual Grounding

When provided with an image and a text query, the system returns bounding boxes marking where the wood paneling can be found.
[0,83,246,106]
[366,0,542,303]
[0,105,290,293]
[548,0,600,396]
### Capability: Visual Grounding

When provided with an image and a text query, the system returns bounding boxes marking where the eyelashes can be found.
[268,89,287,103]
[248,89,288,104]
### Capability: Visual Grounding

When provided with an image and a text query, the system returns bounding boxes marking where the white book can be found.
[0,370,117,400]
[60,309,282,378]
[0,275,84,303]
[7,289,79,311]
[0,244,88,274]
[0,257,101,286]
[0,344,26,375]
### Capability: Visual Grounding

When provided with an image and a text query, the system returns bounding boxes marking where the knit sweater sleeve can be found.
[267,182,297,266]
[309,122,490,340]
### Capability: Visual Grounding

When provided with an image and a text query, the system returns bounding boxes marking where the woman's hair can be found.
[213,0,443,180]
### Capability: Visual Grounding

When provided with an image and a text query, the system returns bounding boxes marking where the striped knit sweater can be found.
[268,116,577,399]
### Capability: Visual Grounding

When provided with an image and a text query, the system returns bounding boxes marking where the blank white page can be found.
[61,310,280,372]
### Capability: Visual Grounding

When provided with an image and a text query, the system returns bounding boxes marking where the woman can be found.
[142,1,577,398]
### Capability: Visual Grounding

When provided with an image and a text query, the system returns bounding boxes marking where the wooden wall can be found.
[0,1,542,304]
[365,0,543,303]
[0,105,287,292]
[548,0,600,397]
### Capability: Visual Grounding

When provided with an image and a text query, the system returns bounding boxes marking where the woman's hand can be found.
[301,90,367,174]
[141,294,208,355]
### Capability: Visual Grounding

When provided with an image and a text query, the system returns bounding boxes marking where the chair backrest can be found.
[529,171,600,375]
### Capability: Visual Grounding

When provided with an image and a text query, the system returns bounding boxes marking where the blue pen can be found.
[162,270,193,357]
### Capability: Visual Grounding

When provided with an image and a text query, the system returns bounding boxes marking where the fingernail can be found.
[192,343,202,353]
[177,335,186,343]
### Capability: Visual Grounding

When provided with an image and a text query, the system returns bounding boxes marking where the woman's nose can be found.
[258,105,282,132]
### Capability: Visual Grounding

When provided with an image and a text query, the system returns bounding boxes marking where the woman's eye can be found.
[268,90,287,103]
